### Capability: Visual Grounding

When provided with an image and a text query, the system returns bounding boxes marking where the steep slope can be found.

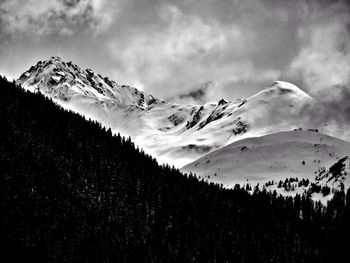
[182,130,350,189]
[316,156,350,187]
[3,75,348,263]
[17,56,157,138]
[17,57,327,167]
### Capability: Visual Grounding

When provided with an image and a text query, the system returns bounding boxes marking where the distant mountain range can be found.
[16,56,350,193]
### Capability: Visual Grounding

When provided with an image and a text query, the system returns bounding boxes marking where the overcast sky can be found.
[0,0,350,102]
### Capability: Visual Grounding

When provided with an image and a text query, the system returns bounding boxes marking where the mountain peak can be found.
[218,99,228,105]
[49,56,62,62]
[268,81,304,94]
[271,80,297,88]
[246,80,313,103]
[251,80,315,102]
[17,57,158,109]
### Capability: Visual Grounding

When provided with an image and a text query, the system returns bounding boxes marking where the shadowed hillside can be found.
[0,76,349,262]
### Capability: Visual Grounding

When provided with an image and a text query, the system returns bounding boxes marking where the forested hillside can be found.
[0,75,349,262]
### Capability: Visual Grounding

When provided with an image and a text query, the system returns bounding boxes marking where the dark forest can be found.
[0,76,349,262]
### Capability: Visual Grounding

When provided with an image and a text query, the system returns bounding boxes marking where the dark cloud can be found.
[0,0,349,105]
[61,0,82,8]
[316,86,350,124]
[0,0,110,37]
[177,86,208,105]
[292,86,350,140]
[170,81,215,105]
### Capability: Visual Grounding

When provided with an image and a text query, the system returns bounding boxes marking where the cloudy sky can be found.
[0,0,349,102]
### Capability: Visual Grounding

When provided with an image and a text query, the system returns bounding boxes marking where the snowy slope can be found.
[16,56,157,138]
[181,130,350,189]
[138,80,326,166]
[17,57,331,167]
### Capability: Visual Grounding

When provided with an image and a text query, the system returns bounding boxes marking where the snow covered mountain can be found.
[181,130,350,190]
[17,57,331,167]
[17,56,158,136]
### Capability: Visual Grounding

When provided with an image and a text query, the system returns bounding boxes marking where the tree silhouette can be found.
[0,75,349,262]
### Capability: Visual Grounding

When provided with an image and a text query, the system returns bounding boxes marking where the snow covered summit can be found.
[17,56,154,107]
[17,57,329,168]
